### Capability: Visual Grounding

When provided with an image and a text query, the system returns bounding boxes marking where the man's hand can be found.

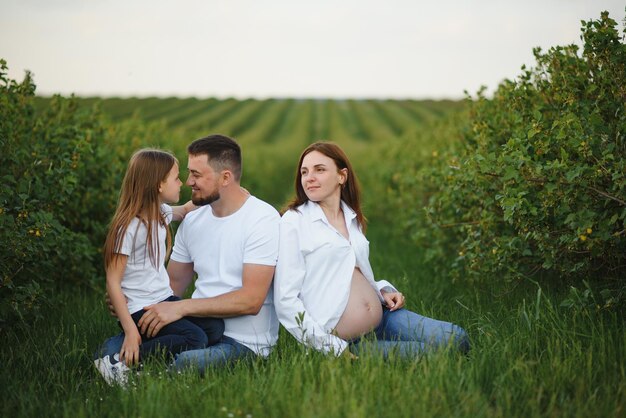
[105,293,117,317]
[381,290,405,311]
[138,301,184,338]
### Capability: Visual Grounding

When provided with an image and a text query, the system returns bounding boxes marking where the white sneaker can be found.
[94,353,130,386]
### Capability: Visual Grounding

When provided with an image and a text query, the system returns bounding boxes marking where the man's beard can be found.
[192,190,220,206]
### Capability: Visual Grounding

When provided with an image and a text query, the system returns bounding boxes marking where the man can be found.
[94,134,280,384]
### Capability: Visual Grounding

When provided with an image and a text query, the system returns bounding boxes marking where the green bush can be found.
[0,60,148,325]
[386,12,626,289]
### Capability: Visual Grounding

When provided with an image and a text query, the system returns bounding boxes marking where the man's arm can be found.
[139,263,275,337]
[182,263,274,316]
[167,259,195,297]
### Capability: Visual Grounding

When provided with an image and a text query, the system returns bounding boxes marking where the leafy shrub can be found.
[386,12,626,288]
[0,60,157,325]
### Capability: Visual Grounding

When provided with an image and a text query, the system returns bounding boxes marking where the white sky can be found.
[1,0,624,99]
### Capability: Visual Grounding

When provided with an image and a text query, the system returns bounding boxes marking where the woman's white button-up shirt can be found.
[274,200,396,355]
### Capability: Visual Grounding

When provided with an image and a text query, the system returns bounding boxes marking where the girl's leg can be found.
[94,333,124,360]
[376,308,470,354]
[132,310,209,359]
[186,316,225,346]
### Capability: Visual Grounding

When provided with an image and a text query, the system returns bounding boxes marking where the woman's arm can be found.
[105,254,142,365]
[274,219,349,356]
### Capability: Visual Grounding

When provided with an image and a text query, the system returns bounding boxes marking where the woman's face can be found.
[300,150,347,204]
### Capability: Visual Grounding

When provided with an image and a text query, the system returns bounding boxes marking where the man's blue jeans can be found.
[349,308,470,358]
[95,334,255,374]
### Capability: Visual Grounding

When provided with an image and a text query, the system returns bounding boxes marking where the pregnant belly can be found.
[333,268,382,340]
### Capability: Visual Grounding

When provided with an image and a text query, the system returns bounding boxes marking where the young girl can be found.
[95,148,224,385]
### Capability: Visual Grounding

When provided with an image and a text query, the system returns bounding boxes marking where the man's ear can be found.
[220,170,233,187]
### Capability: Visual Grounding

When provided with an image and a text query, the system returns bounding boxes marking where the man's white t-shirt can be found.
[170,195,280,356]
[118,204,174,314]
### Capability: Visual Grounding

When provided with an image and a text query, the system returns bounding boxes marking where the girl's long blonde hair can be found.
[103,149,177,270]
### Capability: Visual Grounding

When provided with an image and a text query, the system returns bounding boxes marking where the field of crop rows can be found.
[35,97,464,144]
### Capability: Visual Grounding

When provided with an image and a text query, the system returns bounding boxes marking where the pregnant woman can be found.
[274,141,469,358]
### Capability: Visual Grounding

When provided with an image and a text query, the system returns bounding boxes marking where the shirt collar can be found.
[341,200,357,222]
[305,200,357,224]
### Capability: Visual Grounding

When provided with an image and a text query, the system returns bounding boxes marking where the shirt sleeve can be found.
[243,209,279,266]
[170,218,191,263]
[118,219,139,256]
[274,217,349,356]
[375,280,397,294]
[161,203,173,225]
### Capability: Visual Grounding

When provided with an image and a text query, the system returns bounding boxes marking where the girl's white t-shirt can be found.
[118,204,174,314]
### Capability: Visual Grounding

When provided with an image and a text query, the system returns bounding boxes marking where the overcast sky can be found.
[1,0,624,99]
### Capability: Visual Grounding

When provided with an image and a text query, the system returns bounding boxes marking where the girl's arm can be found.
[170,200,197,222]
[170,188,248,221]
[106,254,142,365]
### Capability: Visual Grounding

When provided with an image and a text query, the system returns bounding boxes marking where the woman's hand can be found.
[120,329,142,366]
[381,290,405,311]
[340,348,359,361]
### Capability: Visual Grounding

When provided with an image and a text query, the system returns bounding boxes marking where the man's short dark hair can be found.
[188,134,242,180]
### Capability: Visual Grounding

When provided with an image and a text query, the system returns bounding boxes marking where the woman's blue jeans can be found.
[349,308,470,358]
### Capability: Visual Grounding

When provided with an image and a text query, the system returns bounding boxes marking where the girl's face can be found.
[300,151,347,204]
[159,163,183,204]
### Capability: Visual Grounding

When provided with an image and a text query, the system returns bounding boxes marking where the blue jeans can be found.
[349,308,470,358]
[172,336,255,374]
[95,332,254,374]
[130,296,225,360]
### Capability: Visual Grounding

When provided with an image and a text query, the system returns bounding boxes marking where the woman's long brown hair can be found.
[103,149,177,270]
[286,141,367,231]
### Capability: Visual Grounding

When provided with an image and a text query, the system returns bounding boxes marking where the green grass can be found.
[11,96,624,417]
[2,221,624,418]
